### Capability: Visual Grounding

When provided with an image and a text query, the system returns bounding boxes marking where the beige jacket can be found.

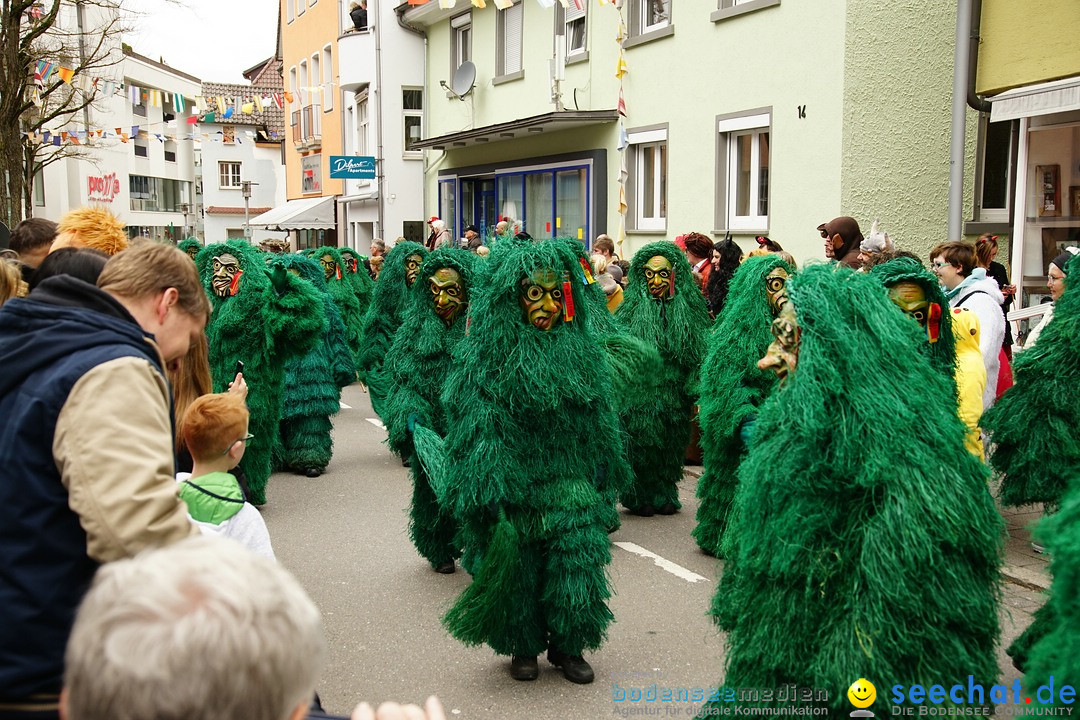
[52,351,197,563]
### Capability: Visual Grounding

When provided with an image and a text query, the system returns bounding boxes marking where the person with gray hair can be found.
[62,537,446,720]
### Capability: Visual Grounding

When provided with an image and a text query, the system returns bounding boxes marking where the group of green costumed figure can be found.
[182,240,372,504]
[176,227,1077,706]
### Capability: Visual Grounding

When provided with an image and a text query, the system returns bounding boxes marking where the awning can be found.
[990,75,1080,122]
[249,196,337,231]
[413,110,618,150]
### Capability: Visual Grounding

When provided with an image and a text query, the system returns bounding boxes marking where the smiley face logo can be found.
[848,679,876,709]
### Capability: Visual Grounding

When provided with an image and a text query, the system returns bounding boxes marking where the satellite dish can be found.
[451,61,476,98]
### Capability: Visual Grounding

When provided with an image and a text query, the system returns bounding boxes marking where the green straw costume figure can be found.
[983,253,1080,671]
[693,254,793,556]
[614,241,710,516]
[312,246,365,369]
[711,264,1001,716]
[198,240,326,505]
[338,247,376,315]
[440,239,627,685]
[382,247,477,574]
[358,241,429,416]
[178,237,202,262]
[270,253,357,478]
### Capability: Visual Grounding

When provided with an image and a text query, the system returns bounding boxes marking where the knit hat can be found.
[1051,248,1078,274]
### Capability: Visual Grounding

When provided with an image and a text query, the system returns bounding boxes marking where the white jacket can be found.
[949,276,1005,411]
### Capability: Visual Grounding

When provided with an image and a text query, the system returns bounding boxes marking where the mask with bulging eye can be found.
[519,268,563,331]
[765,267,790,316]
[211,253,241,299]
[758,302,800,383]
[185,245,200,261]
[643,255,673,300]
[320,254,337,281]
[405,254,423,287]
[887,282,931,328]
[430,267,465,326]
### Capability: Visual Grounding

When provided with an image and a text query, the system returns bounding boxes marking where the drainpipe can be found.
[948,0,993,241]
[374,1,385,240]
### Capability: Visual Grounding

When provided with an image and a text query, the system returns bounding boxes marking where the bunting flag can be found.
[471,0,486,6]
[570,0,584,8]
[438,0,455,7]
[241,102,254,114]
[186,115,199,125]
[172,93,185,112]
[283,90,293,104]
[216,96,226,114]
[615,54,628,78]
[57,67,75,84]
[617,87,626,116]
[131,125,139,137]
[129,84,140,105]
[223,107,233,119]
[407,0,430,5]
[272,93,283,108]
[493,0,511,7]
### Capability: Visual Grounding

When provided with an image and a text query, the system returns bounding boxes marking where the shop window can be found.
[439,178,458,240]
[717,111,770,232]
[497,2,523,79]
[627,126,667,232]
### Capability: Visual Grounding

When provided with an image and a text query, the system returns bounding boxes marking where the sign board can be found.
[87,172,121,203]
[329,155,376,180]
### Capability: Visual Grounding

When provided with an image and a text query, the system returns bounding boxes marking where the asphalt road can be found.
[262,383,1038,719]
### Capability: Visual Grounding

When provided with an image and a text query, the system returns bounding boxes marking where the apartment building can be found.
[404,0,979,262]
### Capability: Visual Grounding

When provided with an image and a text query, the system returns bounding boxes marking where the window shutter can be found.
[504,3,523,74]
[565,4,585,22]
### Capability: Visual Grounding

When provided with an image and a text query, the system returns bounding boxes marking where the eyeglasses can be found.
[223,433,255,455]
[931,261,951,269]
[1048,275,1065,284]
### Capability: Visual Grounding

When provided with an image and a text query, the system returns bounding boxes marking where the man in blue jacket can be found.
[0,240,209,719]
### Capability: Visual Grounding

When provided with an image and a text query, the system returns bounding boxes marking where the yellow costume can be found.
[951,307,987,457]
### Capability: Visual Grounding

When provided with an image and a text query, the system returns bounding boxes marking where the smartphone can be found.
[235,360,244,376]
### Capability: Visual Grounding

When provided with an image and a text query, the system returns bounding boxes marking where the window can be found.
[301,154,322,194]
[403,88,422,154]
[287,0,294,22]
[133,98,147,118]
[226,228,246,240]
[164,140,177,163]
[129,176,190,212]
[357,93,369,156]
[718,111,770,231]
[322,45,333,111]
[714,0,781,19]
[299,59,309,107]
[451,13,471,71]
[311,53,320,106]
[133,138,148,158]
[628,127,667,231]
[497,2,523,78]
[289,67,298,111]
[561,2,587,57]
[631,0,670,36]
[219,161,242,189]
[974,116,1016,223]
[296,0,304,16]
[33,169,45,207]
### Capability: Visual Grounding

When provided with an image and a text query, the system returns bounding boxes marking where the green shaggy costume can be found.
[1019,478,1080,703]
[693,255,793,556]
[312,246,365,368]
[178,237,202,261]
[338,247,376,311]
[870,257,958,380]
[983,254,1080,670]
[358,241,428,415]
[712,264,1001,716]
[614,242,711,515]
[198,240,326,505]
[983,253,1080,509]
[440,238,626,668]
[382,248,477,571]
[270,253,357,476]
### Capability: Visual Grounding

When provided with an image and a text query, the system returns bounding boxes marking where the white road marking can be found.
[614,541,710,584]
[366,418,385,429]
[339,401,352,409]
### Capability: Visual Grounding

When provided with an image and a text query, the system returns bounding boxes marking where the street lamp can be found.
[241,180,259,240]
[179,202,190,238]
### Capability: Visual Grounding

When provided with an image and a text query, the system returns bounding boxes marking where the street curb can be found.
[1001,565,1050,592]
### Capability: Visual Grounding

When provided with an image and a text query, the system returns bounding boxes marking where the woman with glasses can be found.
[1021,249,1074,352]
[929,241,1005,411]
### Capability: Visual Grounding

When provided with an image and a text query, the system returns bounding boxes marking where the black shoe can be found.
[434,561,455,574]
[547,648,594,684]
[303,467,322,478]
[657,502,677,515]
[629,504,654,517]
[510,655,538,681]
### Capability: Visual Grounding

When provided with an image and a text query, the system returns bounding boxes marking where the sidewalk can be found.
[682,466,1051,591]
